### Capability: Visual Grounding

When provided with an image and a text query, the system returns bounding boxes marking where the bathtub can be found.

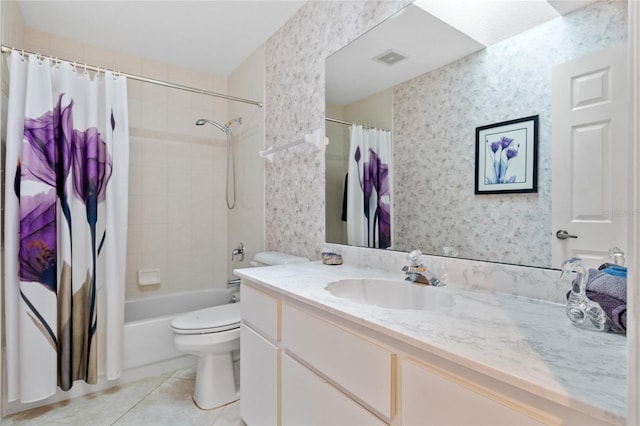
[4,287,238,416]
[124,288,236,370]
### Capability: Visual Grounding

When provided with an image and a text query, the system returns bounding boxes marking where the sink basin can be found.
[325,278,454,310]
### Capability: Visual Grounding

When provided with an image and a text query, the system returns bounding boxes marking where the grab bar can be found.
[260,128,327,162]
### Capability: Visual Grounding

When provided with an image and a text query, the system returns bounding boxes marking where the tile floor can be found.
[1,366,244,426]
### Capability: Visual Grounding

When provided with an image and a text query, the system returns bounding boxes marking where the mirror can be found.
[325,0,628,269]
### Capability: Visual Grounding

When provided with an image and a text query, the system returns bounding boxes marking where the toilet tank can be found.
[251,251,310,267]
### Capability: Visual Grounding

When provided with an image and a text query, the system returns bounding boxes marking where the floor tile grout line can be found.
[109,374,172,425]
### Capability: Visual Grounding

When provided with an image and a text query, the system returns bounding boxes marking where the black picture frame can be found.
[475,115,538,194]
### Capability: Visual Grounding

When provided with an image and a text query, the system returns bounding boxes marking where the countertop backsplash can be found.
[323,243,568,305]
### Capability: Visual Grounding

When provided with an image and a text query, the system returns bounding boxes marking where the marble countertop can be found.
[235,261,627,425]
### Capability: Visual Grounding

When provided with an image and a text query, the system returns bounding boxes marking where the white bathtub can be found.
[4,287,238,416]
[124,288,236,370]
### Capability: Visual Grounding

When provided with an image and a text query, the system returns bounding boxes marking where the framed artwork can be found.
[475,115,538,194]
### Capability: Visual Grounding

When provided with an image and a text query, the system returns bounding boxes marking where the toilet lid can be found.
[171,303,241,334]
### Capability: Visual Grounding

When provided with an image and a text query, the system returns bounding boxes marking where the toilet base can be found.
[193,352,239,410]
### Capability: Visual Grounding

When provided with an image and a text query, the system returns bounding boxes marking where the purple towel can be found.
[586,290,626,332]
[579,268,627,302]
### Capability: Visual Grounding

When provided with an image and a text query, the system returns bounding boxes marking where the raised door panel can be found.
[240,325,279,426]
[241,281,280,341]
[401,358,545,426]
[281,353,386,426]
[281,303,395,420]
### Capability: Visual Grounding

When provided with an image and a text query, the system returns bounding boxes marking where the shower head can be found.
[195,118,230,135]
[195,117,243,210]
[195,117,243,135]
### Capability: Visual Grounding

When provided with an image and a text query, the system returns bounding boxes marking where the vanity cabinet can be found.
[240,283,280,426]
[239,278,614,426]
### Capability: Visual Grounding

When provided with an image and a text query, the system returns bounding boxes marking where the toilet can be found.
[171,251,309,410]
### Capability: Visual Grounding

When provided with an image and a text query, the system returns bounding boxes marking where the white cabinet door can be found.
[281,353,386,426]
[401,358,545,426]
[240,325,279,426]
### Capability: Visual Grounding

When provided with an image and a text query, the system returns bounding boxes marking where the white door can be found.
[551,44,629,269]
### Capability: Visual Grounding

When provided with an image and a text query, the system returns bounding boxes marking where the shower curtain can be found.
[347,124,393,249]
[4,50,129,403]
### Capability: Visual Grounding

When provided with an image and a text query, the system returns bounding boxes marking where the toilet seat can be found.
[171,303,240,335]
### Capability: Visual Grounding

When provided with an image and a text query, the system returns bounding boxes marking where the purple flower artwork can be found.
[17,93,114,390]
[475,115,538,194]
[485,136,519,184]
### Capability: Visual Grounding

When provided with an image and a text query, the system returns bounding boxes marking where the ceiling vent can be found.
[373,49,407,66]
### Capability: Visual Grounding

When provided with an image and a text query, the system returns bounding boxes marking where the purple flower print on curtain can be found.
[18,192,57,290]
[22,94,74,226]
[369,149,391,249]
[17,191,58,346]
[354,143,392,249]
[18,94,113,391]
[72,126,113,214]
[71,120,113,381]
[354,146,374,247]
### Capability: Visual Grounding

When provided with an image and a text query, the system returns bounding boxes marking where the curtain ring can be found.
[83,63,88,74]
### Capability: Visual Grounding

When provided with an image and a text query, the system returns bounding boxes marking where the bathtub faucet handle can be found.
[232,242,245,262]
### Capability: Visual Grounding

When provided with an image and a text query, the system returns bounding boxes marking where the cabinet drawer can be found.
[241,281,280,341]
[282,353,387,426]
[282,303,396,420]
[402,357,546,426]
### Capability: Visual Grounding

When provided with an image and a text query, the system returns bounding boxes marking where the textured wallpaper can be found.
[264,0,410,260]
[393,0,627,268]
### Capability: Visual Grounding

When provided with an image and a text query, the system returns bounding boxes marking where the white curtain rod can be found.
[1,45,264,107]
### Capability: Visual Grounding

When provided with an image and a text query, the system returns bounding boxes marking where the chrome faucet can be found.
[232,242,245,261]
[402,250,444,286]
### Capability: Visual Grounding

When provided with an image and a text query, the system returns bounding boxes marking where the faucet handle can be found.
[406,250,423,266]
[609,246,625,266]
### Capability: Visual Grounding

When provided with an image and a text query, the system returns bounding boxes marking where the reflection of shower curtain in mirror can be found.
[4,50,129,403]
[347,125,393,249]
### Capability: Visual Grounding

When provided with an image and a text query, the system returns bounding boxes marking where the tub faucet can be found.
[232,242,245,261]
[402,250,444,287]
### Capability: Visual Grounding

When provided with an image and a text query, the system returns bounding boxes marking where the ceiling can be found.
[14,0,596,98]
[326,0,597,106]
[15,1,307,77]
